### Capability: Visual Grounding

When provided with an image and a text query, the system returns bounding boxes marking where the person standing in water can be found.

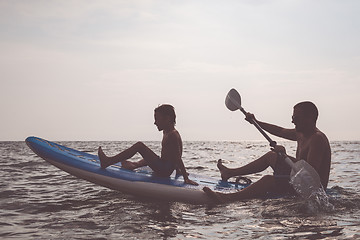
[203,101,331,202]
[98,104,198,186]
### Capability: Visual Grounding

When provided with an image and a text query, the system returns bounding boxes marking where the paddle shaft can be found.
[238,106,296,168]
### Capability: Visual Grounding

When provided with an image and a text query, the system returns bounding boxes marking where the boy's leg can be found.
[218,151,278,181]
[122,159,147,170]
[99,142,158,169]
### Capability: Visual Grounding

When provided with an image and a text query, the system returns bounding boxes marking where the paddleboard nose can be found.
[25,136,43,156]
[25,136,35,147]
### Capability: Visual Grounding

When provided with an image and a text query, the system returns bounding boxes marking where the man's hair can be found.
[154,104,176,124]
[294,101,318,122]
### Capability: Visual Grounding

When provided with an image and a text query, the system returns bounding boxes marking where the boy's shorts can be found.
[145,156,175,177]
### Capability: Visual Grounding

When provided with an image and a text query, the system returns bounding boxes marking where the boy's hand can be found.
[184,178,199,186]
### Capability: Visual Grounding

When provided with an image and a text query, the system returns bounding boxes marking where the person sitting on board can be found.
[203,101,331,202]
[98,104,198,186]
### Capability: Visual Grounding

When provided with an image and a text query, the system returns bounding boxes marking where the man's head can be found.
[292,101,318,132]
[154,104,176,131]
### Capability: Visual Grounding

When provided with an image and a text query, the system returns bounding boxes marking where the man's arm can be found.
[257,120,297,141]
[246,113,297,141]
[306,133,326,171]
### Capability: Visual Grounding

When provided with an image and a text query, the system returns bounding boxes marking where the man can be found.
[98,104,198,186]
[203,101,331,202]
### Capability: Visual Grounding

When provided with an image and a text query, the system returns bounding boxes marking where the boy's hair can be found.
[154,104,176,124]
[294,101,318,122]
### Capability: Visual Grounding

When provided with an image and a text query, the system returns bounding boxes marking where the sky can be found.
[1,0,359,141]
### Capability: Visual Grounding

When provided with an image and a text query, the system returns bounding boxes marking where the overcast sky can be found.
[1,0,359,141]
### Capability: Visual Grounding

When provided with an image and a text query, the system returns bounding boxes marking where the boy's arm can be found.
[167,135,198,186]
[174,153,198,185]
[175,156,197,185]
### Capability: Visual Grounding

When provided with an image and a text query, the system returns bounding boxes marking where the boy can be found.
[98,104,198,186]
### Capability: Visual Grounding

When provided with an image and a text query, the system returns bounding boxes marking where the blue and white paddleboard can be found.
[26,136,250,204]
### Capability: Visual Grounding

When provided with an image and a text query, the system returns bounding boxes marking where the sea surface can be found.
[0,140,359,240]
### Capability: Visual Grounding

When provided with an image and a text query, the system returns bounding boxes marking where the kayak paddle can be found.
[225,88,322,199]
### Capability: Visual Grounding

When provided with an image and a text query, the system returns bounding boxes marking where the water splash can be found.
[305,187,335,214]
[290,181,335,214]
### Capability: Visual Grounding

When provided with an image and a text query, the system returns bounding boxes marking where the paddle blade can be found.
[225,88,242,111]
[289,160,322,199]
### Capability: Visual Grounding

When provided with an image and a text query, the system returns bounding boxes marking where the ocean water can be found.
[0,140,359,240]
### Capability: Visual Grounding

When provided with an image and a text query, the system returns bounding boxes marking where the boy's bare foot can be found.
[217,159,232,181]
[98,146,111,169]
[121,160,137,170]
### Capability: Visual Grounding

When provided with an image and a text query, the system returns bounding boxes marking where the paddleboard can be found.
[25,137,250,204]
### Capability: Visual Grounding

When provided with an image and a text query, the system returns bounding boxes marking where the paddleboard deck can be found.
[26,136,250,204]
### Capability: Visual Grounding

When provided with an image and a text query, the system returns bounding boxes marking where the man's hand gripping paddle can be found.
[225,88,322,199]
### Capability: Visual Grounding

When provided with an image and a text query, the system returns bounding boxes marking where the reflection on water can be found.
[0,141,359,239]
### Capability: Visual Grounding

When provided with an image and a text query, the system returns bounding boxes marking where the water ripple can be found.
[0,141,359,239]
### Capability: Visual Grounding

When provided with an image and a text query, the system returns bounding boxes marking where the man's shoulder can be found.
[310,130,330,147]
[314,130,329,140]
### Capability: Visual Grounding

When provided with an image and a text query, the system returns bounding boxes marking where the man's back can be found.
[296,129,331,188]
